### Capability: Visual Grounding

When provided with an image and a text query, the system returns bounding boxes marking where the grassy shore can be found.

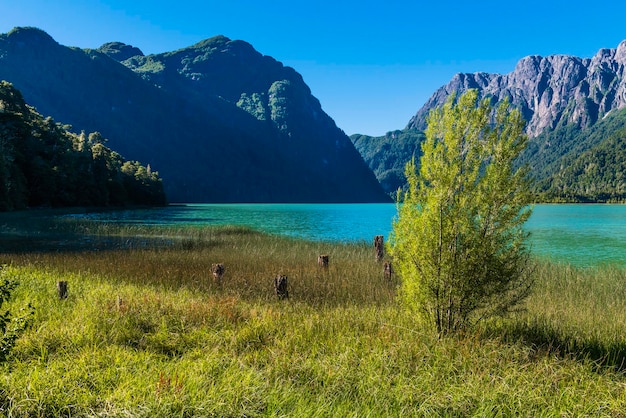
[1,217,626,416]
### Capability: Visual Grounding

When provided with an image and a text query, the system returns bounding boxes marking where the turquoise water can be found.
[71,203,626,267]
[525,204,626,267]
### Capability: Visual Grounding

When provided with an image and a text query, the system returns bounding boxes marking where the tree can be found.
[388,90,533,335]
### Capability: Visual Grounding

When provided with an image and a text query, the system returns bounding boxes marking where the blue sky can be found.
[2,0,626,136]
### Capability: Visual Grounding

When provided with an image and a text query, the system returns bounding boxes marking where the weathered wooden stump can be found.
[374,235,385,261]
[211,263,225,284]
[116,295,124,310]
[383,261,393,281]
[274,275,289,300]
[318,254,329,268]
[57,281,68,300]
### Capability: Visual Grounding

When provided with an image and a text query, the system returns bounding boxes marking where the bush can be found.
[389,90,534,335]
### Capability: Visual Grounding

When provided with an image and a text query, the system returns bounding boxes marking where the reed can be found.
[488,261,626,371]
[1,219,626,416]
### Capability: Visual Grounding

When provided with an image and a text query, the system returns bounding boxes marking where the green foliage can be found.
[0,266,33,363]
[389,90,533,335]
[268,80,292,132]
[542,126,626,202]
[0,81,166,210]
[96,41,143,62]
[351,129,425,196]
[121,161,169,205]
[236,92,269,121]
[533,124,626,202]
[520,107,626,201]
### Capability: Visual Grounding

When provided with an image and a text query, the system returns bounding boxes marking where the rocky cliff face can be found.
[408,40,626,137]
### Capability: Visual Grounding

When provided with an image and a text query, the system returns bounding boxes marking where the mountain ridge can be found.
[408,40,626,138]
[353,40,626,202]
[0,27,389,203]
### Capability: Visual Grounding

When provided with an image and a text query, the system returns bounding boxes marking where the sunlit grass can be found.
[1,217,626,416]
[490,262,626,372]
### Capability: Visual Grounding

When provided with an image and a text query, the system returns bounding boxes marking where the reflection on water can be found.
[60,203,626,267]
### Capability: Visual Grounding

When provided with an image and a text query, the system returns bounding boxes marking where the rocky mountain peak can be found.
[615,40,626,64]
[408,40,626,138]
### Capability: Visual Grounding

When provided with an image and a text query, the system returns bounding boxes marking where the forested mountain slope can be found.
[0,81,165,210]
[0,27,388,203]
[350,130,424,195]
[528,107,626,201]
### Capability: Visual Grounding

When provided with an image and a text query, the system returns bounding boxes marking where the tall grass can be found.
[5,224,395,306]
[492,261,626,371]
[1,218,626,416]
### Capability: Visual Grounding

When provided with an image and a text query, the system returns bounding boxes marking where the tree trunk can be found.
[274,275,289,299]
[211,263,225,284]
[383,261,393,280]
[374,235,384,261]
[57,281,68,299]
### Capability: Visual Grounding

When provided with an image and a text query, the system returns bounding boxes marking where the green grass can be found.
[2,218,626,416]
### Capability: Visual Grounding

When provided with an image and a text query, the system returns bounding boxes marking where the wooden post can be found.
[274,275,289,300]
[317,254,329,268]
[211,263,225,284]
[57,281,68,299]
[384,261,393,281]
[374,235,384,262]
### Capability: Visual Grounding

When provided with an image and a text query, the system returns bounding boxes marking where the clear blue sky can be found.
[2,0,626,136]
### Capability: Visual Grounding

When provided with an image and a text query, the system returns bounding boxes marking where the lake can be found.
[69,203,626,268]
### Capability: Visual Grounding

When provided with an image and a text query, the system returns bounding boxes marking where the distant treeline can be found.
[0,81,165,211]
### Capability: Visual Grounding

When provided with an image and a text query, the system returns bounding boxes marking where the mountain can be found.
[350,129,424,195]
[0,81,165,210]
[545,123,626,202]
[408,40,626,138]
[354,40,626,202]
[525,106,626,202]
[0,27,389,203]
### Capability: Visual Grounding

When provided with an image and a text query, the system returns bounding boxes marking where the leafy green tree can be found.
[389,90,533,335]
